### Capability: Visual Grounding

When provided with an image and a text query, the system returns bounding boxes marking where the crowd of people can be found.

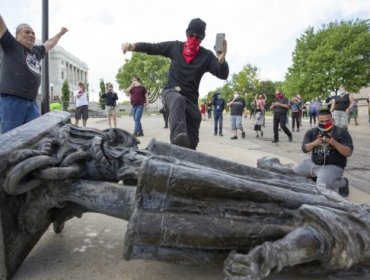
[1,13,369,199]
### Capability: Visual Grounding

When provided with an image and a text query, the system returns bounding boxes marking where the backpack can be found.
[309,105,317,114]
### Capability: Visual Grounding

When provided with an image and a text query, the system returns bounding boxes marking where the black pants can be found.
[163,89,201,150]
[273,112,292,141]
[291,111,300,130]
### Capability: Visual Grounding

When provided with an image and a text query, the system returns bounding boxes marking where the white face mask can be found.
[338,89,346,96]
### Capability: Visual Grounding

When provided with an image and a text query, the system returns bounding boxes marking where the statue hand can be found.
[224,245,274,280]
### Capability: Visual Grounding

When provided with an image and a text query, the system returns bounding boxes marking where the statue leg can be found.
[224,226,322,280]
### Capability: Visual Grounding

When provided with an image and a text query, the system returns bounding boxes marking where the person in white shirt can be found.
[74,82,88,127]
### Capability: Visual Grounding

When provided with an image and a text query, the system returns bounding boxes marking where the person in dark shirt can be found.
[270,89,292,143]
[212,92,225,136]
[101,83,119,128]
[331,85,355,129]
[0,14,68,133]
[293,109,353,196]
[121,18,229,149]
[227,91,247,140]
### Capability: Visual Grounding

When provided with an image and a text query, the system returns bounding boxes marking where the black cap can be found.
[186,18,206,39]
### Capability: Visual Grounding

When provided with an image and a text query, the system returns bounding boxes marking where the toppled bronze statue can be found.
[1,111,370,280]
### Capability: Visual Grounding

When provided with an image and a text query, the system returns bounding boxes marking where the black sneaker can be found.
[241,132,246,139]
[174,133,190,148]
[230,136,238,140]
[289,135,293,142]
[338,177,349,197]
[137,132,144,137]
[272,139,279,143]
[219,133,223,136]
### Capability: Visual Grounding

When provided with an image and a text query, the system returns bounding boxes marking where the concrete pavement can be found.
[12,109,370,280]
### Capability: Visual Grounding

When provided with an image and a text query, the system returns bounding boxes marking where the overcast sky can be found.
[2,0,370,101]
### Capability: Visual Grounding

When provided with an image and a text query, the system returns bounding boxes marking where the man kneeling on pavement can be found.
[292,109,353,197]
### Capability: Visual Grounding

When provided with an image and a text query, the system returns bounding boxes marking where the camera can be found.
[319,130,331,142]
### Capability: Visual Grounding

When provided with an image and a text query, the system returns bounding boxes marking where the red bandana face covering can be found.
[318,121,333,131]
[182,36,201,63]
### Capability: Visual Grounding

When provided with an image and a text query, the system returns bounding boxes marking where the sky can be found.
[2,0,370,101]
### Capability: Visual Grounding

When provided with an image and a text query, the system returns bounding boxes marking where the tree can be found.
[99,79,106,110]
[116,53,170,103]
[286,19,370,100]
[61,79,70,111]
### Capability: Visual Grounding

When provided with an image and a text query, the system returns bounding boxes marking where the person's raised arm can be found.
[0,14,8,38]
[43,27,68,52]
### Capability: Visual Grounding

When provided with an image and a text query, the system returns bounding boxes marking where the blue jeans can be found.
[132,104,144,133]
[214,111,223,134]
[0,94,40,133]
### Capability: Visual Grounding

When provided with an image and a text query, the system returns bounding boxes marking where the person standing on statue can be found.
[0,14,68,133]
[121,18,229,149]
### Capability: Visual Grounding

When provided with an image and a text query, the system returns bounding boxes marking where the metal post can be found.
[41,0,49,114]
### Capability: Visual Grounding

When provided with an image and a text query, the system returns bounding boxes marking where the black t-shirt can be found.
[273,97,289,114]
[0,30,46,100]
[230,97,246,116]
[102,90,118,106]
[135,41,229,105]
[302,126,354,169]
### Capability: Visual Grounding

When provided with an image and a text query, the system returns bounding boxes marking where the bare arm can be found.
[0,14,7,38]
[43,27,68,52]
[346,95,355,112]
[327,137,353,157]
[330,99,336,112]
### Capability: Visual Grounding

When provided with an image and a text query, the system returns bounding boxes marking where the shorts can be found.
[230,115,243,130]
[106,106,117,116]
[75,105,89,120]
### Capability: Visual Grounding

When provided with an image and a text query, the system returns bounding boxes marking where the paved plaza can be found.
[12,106,370,280]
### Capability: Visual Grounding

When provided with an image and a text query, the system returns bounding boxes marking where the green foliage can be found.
[116,53,170,103]
[286,19,370,100]
[50,102,62,111]
[231,64,259,95]
[99,79,106,110]
[61,80,70,111]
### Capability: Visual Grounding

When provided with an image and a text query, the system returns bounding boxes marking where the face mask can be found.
[275,93,282,99]
[234,94,239,99]
[182,36,201,63]
[338,90,345,96]
[318,121,333,131]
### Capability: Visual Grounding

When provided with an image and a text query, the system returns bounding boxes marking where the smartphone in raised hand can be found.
[214,33,225,52]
